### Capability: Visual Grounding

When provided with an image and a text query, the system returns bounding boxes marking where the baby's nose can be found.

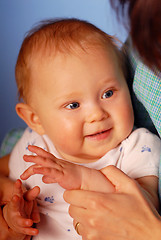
[85,104,108,123]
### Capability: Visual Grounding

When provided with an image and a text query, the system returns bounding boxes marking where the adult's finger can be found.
[64,189,112,210]
[73,220,84,237]
[64,190,92,208]
[101,165,141,194]
[69,204,87,221]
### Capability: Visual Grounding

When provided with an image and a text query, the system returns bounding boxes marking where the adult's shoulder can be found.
[123,37,161,137]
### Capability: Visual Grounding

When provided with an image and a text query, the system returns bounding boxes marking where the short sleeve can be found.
[9,127,48,182]
[120,128,161,179]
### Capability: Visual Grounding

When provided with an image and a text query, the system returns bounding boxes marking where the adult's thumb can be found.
[101,165,139,194]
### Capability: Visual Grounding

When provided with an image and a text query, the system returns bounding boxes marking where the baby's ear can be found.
[16,103,45,135]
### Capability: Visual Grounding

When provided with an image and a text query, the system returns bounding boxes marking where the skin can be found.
[3,179,40,238]
[0,155,21,240]
[0,173,40,240]
[21,145,115,193]
[20,145,159,206]
[1,45,159,238]
[0,152,40,240]
[20,145,159,240]
[64,166,161,240]
[0,154,10,177]
[16,46,134,163]
[1,155,160,240]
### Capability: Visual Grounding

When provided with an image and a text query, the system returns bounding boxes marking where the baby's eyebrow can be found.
[100,78,119,86]
[53,91,82,103]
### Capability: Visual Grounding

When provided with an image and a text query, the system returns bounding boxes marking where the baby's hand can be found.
[21,145,115,193]
[21,145,84,190]
[3,179,40,238]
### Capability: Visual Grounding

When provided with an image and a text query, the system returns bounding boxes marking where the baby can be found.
[3,18,160,240]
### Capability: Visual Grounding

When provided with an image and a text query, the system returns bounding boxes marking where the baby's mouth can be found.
[90,130,108,136]
[85,129,112,140]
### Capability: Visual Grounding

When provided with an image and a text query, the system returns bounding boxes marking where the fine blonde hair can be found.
[15,18,125,102]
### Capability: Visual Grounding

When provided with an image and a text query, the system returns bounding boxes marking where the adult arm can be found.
[0,154,10,177]
[64,166,161,240]
[0,154,12,206]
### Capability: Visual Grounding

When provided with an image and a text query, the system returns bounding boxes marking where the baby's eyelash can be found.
[102,89,114,99]
[65,102,80,110]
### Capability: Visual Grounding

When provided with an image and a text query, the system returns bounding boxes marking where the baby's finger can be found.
[24,236,33,240]
[23,154,58,168]
[31,199,40,223]
[16,216,33,228]
[24,186,40,202]
[10,216,38,236]
[20,164,40,180]
[28,145,55,159]
[17,226,39,236]
[9,194,21,212]
[24,227,39,236]
[42,176,58,184]
[34,167,64,181]
[13,179,24,197]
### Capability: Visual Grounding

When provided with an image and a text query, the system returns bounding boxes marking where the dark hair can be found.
[110,0,161,71]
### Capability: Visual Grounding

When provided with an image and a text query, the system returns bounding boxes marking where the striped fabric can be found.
[0,128,24,157]
[127,39,161,137]
[126,38,161,200]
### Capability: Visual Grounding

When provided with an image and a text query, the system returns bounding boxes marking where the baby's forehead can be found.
[33,40,119,65]
[31,43,123,85]
[33,46,122,80]
[16,19,124,103]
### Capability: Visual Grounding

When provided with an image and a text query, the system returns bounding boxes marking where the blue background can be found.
[0,0,128,145]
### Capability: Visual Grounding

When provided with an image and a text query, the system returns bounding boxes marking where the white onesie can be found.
[9,128,160,240]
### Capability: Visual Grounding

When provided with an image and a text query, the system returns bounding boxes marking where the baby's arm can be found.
[21,145,115,193]
[21,146,159,210]
[3,179,40,238]
[20,146,158,211]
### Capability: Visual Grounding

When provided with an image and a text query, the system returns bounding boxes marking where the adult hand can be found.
[64,166,161,240]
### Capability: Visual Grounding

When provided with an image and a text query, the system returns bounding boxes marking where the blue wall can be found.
[0,0,128,145]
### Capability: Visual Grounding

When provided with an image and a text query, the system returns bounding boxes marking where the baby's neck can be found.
[56,149,101,164]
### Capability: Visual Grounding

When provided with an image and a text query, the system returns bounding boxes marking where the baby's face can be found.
[30,46,134,163]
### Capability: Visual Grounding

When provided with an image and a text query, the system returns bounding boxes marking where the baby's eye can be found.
[102,90,113,99]
[65,102,80,109]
